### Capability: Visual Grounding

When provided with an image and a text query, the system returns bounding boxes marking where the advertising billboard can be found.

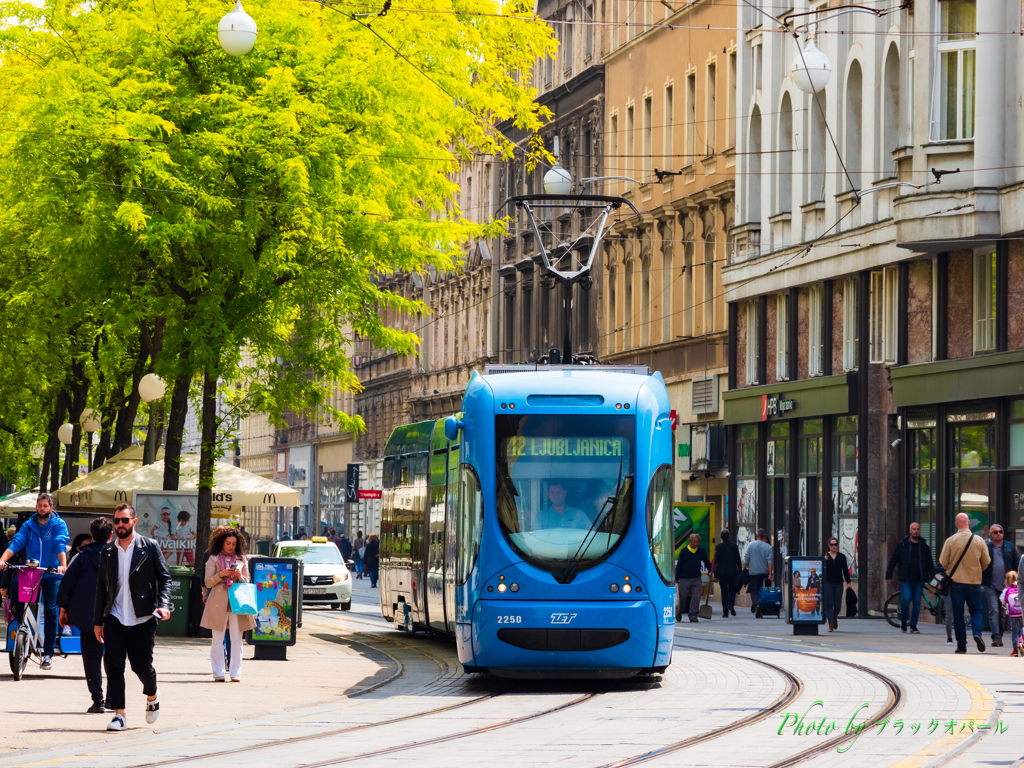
[789,555,825,624]
[249,558,299,647]
[133,490,199,566]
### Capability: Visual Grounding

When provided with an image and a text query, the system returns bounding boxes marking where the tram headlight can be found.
[497,583,507,593]
[610,583,619,593]
[510,583,519,592]
[622,584,632,594]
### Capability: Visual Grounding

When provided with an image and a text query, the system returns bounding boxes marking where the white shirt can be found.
[109,533,151,626]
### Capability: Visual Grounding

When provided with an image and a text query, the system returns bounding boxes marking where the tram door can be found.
[426,423,449,633]
[443,441,460,636]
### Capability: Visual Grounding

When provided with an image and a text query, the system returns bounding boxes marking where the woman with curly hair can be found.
[200,527,255,681]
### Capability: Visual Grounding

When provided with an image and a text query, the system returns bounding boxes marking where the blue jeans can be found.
[39,574,61,656]
[900,581,924,628]
[368,564,379,586]
[950,582,984,650]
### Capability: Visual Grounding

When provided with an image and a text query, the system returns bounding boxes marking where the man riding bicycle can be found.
[0,493,69,669]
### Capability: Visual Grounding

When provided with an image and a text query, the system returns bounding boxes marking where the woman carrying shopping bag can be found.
[200,528,256,682]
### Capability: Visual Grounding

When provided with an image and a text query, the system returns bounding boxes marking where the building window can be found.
[776,293,789,381]
[870,267,898,363]
[641,256,651,347]
[745,301,758,385]
[584,2,594,60]
[736,424,758,541]
[664,84,674,170]
[626,104,635,190]
[727,50,737,148]
[609,113,619,195]
[908,417,938,552]
[974,249,996,352]
[685,72,696,165]
[705,63,716,156]
[545,36,553,86]
[643,95,653,179]
[608,266,617,353]
[843,277,858,371]
[808,283,824,377]
[563,9,573,74]
[936,0,976,141]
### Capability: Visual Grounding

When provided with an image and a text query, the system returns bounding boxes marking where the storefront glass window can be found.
[799,419,823,556]
[832,415,859,581]
[950,421,995,534]
[768,422,789,559]
[736,425,758,563]
[909,427,938,552]
[1012,424,1024,468]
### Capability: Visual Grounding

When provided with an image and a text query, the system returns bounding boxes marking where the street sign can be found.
[346,464,360,503]
[356,489,382,500]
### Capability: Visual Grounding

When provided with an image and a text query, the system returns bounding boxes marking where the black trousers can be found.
[719,577,737,613]
[103,616,157,710]
[79,630,105,704]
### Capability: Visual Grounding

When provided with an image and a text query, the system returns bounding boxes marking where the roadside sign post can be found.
[786,555,826,636]
[248,557,300,660]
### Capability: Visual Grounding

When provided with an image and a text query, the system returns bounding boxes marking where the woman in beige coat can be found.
[201,527,256,681]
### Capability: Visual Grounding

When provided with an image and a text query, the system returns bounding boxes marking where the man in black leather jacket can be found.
[93,504,172,732]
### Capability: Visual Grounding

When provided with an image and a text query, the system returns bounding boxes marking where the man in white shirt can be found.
[535,482,589,530]
[94,504,172,731]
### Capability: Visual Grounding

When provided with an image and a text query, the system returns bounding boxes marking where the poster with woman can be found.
[790,556,824,623]
[133,491,198,565]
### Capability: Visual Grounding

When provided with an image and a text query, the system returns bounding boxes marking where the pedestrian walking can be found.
[56,516,112,713]
[69,533,93,561]
[885,522,935,633]
[200,527,256,682]
[675,533,712,623]
[983,524,1017,647]
[364,533,380,587]
[0,493,69,669]
[938,513,990,654]
[999,571,1022,657]
[335,532,353,562]
[93,503,172,731]
[352,531,365,579]
[713,529,741,618]
[741,529,773,617]
[823,537,852,632]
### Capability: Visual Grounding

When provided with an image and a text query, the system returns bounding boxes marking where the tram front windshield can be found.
[495,414,634,574]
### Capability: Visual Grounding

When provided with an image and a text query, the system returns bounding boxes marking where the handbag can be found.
[228,582,258,615]
[936,536,974,597]
[358,546,366,559]
[737,569,751,588]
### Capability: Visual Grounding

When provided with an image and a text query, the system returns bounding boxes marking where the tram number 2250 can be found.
[496,615,523,624]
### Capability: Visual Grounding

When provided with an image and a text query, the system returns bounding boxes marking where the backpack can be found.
[1006,586,1022,618]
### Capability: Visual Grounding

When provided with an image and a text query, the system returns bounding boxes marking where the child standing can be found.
[1000,571,1022,657]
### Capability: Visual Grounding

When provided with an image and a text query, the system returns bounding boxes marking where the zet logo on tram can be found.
[550,613,578,624]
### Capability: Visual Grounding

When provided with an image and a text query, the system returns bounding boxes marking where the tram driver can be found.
[535,481,591,530]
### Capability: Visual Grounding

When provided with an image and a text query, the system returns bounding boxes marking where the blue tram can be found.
[378,364,676,677]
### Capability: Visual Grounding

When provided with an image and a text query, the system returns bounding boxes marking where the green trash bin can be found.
[158,566,194,637]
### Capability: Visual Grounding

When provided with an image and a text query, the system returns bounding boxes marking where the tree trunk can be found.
[67,363,88,479]
[46,391,68,492]
[39,452,50,494]
[163,369,191,491]
[195,369,219,565]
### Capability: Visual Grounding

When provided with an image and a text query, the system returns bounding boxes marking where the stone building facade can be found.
[599,0,736,513]
[725,0,1024,612]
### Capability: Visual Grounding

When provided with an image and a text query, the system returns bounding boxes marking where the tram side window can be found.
[647,464,674,584]
[457,464,483,585]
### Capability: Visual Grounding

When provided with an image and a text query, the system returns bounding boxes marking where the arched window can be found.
[608,265,617,353]
[810,90,827,202]
[845,61,863,191]
[778,93,793,214]
[883,47,900,175]
[748,107,762,222]
[662,244,674,343]
[640,255,651,347]
[624,260,634,349]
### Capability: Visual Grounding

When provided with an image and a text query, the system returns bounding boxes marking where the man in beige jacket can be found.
[939,513,991,654]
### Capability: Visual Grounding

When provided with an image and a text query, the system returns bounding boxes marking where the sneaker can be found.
[145,691,160,725]
[88,702,105,714]
[910,627,920,634]
[954,649,967,654]
[992,640,1003,647]
[1011,649,1019,657]
[901,622,908,633]
[689,617,699,623]
[230,676,241,682]
[107,714,127,731]
[214,676,225,682]
[730,608,736,616]
[974,635,986,653]
[40,655,52,670]
[947,639,955,646]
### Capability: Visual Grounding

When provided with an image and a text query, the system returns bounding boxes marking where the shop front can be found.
[724,374,863,600]
[891,349,1024,551]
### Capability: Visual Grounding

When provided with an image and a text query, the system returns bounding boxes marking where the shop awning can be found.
[0,488,40,515]
[56,446,165,508]
[58,452,298,510]
[890,349,1024,408]
[722,373,858,425]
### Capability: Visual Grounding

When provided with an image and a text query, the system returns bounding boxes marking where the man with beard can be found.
[94,504,172,731]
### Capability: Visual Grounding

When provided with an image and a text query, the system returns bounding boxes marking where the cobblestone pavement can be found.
[2,580,1023,768]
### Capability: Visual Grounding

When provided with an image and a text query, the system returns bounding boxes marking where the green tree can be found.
[0,0,552,553]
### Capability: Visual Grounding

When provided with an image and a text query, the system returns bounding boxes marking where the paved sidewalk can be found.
[0,616,391,754]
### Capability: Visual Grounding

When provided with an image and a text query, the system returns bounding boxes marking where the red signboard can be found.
[669,410,678,430]
[356,489,382,500]
[762,394,768,421]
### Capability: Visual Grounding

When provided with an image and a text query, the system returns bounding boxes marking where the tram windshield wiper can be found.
[556,456,625,585]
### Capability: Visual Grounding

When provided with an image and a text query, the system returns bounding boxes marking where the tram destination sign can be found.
[762,394,797,420]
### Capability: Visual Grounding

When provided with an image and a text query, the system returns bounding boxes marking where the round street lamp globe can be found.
[80,408,102,434]
[218,0,258,57]
[791,40,831,95]
[57,423,75,446]
[543,163,572,196]
[139,373,167,403]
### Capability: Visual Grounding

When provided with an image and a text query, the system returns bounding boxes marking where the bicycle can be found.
[884,578,946,629]
[5,561,61,680]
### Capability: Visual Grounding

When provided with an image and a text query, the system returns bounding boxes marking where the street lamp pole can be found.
[139,374,167,465]
[80,409,101,473]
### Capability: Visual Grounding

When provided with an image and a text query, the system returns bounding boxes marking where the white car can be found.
[272,538,352,610]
